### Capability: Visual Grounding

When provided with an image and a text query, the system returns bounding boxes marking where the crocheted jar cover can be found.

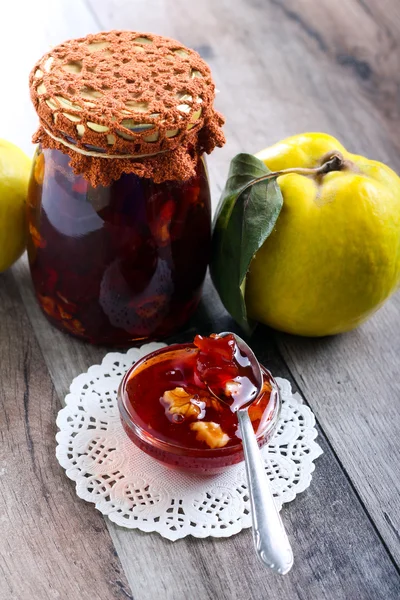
[30,30,225,186]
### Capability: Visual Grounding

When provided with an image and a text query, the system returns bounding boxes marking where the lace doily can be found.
[56,343,323,540]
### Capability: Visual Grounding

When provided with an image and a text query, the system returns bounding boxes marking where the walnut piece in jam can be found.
[124,334,273,450]
[190,421,230,449]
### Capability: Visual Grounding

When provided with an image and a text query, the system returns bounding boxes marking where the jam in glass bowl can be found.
[118,335,281,475]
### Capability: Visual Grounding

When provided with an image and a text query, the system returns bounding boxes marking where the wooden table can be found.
[1,1,400,598]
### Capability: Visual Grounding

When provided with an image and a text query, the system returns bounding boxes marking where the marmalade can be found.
[124,334,274,451]
[27,31,225,345]
[27,148,211,344]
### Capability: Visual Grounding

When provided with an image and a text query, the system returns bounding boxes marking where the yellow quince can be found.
[0,140,31,272]
[246,132,400,336]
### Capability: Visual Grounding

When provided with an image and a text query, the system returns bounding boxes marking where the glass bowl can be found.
[118,343,281,475]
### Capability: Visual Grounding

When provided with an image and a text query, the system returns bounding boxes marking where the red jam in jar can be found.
[27,148,211,344]
[28,31,225,345]
[118,334,281,474]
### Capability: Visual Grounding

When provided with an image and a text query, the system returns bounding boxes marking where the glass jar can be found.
[28,31,225,345]
[27,147,211,345]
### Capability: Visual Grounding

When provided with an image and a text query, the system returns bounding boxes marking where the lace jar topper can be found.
[27,31,225,345]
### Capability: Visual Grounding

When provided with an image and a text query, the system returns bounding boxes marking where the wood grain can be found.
[12,259,400,600]
[0,270,132,600]
[275,299,400,564]
[2,0,400,596]
[267,0,400,126]
[0,0,100,157]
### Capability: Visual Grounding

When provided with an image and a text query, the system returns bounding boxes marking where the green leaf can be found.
[210,153,283,334]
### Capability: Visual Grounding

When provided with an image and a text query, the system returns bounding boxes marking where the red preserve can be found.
[27,31,225,344]
[27,149,211,344]
[119,334,281,473]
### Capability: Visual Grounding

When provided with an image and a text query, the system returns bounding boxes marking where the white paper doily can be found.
[56,343,323,541]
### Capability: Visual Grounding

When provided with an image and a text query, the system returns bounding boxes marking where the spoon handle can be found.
[238,409,294,575]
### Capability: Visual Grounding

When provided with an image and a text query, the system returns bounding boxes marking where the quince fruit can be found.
[0,140,31,272]
[246,133,400,336]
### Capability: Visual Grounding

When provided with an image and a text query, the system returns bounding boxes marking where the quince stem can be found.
[243,152,348,193]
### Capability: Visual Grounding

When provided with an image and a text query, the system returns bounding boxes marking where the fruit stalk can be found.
[241,152,348,194]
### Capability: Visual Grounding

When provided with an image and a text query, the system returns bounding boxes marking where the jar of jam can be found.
[27,31,225,345]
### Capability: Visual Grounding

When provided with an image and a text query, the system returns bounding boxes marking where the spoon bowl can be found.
[220,331,264,407]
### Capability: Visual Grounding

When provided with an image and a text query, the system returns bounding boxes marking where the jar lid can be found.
[29,31,225,186]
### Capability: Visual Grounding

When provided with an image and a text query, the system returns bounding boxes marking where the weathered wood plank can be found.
[265,0,400,128]
[4,0,400,596]
[0,0,101,157]
[275,299,400,566]
[87,0,400,562]
[0,4,133,599]
[0,269,132,600]
[12,259,400,600]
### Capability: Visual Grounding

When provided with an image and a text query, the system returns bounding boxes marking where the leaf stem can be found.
[241,152,348,194]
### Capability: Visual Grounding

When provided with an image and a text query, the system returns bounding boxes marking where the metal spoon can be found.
[208,332,294,575]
